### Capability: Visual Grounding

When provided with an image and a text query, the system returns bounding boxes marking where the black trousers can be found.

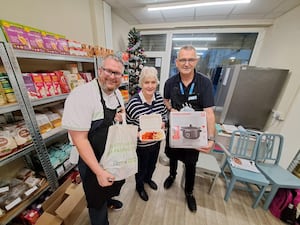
[135,142,160,191]
[169,157,196,195]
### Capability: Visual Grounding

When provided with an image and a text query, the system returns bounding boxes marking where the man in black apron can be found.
[163,45,216,213]
[62,55,126,225]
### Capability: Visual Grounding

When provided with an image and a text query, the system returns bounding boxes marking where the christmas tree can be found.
[126,27,146,96]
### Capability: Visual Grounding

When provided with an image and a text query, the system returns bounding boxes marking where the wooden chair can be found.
[255,133,300,210]
[220,130,270,208]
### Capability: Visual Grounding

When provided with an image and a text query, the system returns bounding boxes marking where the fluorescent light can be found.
[147,0,251,11]
[173,37,217,41]
[174,47,208,51]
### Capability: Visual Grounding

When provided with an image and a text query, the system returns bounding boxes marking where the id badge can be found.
[188,95,197,101]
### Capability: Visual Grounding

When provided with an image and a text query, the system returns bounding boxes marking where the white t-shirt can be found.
[62,79,124,132]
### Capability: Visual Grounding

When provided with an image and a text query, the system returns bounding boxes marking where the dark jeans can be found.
[88,201,109,225]
[135,142,160,191]
[169,157,196,195]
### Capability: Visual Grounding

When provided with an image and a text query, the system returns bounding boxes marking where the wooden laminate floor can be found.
[74,159,285,225]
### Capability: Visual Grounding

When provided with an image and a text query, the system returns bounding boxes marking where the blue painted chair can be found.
[255,133,300,210]
[220,130,269,208]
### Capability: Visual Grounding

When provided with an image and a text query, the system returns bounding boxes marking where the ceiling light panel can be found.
[147,0,251,11]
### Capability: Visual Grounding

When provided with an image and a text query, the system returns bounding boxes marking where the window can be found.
[141,34,167,51]
[170,32,258,76]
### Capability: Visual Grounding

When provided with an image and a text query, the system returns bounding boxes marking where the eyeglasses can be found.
[102,67,123,78]
[177,58,198,64]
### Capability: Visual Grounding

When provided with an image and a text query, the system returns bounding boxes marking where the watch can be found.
[208,136,216,142]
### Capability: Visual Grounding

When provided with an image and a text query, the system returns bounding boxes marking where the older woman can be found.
[126,66,168,201]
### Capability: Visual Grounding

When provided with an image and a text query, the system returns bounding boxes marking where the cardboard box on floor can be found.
[35,178,86,225]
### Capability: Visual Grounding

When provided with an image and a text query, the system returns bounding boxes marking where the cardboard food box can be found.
[169,111,208,148]
[23,26,45,52]
[35,178,86,225]
[0,20,31,50]
[139,114,165,142]
[30,73,47,98]
[41,31,59,54]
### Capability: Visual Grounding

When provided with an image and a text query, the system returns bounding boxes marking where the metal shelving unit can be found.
[0,42,97,224]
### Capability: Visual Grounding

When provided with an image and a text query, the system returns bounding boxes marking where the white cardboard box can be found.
[169,111,207,148]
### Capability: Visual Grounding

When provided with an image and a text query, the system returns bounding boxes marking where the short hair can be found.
[100,54,124,70]
[177,45,197,58]
[138,66,159,87]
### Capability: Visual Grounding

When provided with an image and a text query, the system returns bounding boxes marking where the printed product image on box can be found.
[169,111,208,148]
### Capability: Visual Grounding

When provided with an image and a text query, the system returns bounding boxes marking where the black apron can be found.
[165,79,201,164]
[78,83,125,208]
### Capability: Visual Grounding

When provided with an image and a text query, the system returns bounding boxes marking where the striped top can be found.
[126,91,168,147]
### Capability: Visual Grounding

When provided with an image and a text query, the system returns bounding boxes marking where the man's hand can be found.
[96,170,115,187]
[195,140,215,153]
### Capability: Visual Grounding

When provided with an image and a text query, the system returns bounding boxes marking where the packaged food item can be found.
[23,26,45,52]
[49,72,62,95]
[0,76,17,103]
[55,34,69,55]
[16,168,34,181]
[35,113,53,134]
[45,111,62,128]
[64,73,83,90]
[41,31,58,54]
[41,73,55,97]
[0,130,18,158]
[54,71,70,93]
[0,81,7,105]
[30,73,46,98]
[22,73,39,99]
[3,122,32,148]
[79,72,93,82]
[0,20,31,50]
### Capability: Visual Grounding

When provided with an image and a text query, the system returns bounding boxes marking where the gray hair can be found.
[177,45,197,58]
[100,54,124,71]
[139,66,159,87]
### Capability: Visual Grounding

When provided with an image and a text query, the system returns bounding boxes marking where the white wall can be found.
[0,0,106,46]
[111,13,131,52]
[255,6,300,168]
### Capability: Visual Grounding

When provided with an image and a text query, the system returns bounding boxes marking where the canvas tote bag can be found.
[100,114,138,181]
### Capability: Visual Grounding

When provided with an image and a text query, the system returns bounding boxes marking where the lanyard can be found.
[179,82,195,96]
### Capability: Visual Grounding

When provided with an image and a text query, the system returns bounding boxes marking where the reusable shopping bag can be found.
[100,114,138,181]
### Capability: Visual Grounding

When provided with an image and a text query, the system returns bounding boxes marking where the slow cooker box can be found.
[169,111,208,148]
